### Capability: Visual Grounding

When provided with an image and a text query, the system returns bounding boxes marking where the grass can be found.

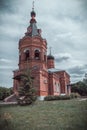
[0,99,87,130]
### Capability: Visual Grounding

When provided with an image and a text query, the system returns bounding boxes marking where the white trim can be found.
[37,96,45,101]
[34,48,41,52]
[60,93,66,96]
[24,48,30,52]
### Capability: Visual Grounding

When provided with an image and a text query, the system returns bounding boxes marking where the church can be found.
[13,6,71,100]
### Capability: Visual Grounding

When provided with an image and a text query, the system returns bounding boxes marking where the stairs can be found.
[4,94,17,102]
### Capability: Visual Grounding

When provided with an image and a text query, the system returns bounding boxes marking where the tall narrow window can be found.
[44,52,47,62]
[19,52,21,63]
[25,50,30,61]
[34,50,40,60]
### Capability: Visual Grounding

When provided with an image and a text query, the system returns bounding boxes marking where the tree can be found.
[17,69,37,105]
[0,87,13,100]
[83,73,87,85]
[71,81,87,96]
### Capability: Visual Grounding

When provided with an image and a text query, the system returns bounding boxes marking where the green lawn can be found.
[0,99,87,130]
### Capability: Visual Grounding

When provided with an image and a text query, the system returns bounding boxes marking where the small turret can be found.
[47,55,54,60]
[47,47,55,69]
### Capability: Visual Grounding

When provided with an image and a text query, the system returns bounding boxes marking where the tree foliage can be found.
[71,81,87,96]
[18,69,37,105]
[0,87,13,100]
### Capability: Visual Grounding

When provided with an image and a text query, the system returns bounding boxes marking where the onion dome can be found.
[47,55,54,60]
[47,48,55,69]
[47,47,54,60]
[31,11,36,17]
[30,10,36,23]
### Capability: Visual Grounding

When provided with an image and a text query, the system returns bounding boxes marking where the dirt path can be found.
[78,98,87,101]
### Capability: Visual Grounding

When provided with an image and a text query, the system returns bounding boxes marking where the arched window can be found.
[54,82,60,92]
[34,49,40,60]
[24,50,30,61]
[44,51,47,62]
[19,52,21,63]
[56,83,60,92]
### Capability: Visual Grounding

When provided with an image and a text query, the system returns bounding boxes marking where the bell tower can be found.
[18,2,47,71]
[13,2,48,97]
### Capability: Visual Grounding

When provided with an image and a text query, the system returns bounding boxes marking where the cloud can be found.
[0,66,14,69]
[0,58,11,63]
[67,64,87,82]
[0,69,13,87]
[0,0,87,86]
[68,64,87,75]
[0,0,14,13]
[55,32,72,38]
[54,53,71,62]
[0,58,18,70]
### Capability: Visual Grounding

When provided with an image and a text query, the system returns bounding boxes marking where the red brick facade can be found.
[13,9,71,99]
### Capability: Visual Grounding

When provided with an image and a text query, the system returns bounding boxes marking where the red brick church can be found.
[13,6,71,100]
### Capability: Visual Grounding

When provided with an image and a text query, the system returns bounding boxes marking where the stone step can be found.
[4,94,17,102]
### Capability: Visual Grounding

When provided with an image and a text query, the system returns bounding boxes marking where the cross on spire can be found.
[32,1,35,11]
[31,0,36,18]
[49,47,52,55]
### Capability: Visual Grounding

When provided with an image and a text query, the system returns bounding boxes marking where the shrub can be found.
[59,95,71,100]
[44,95,71,101]
[44,95,58,101]
[70,93,81,99]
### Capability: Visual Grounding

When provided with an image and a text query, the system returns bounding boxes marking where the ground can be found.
[0,99,87,130]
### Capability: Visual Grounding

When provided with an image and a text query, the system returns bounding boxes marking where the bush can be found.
[44,95,71,101]
[17,95,37,106]
[59,95,71,100]
[70,93,81,99]
[44,95,58,101]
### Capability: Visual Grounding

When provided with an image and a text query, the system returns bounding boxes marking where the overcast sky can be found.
[0,0,87,87]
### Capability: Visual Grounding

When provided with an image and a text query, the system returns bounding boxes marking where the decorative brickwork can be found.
[13,8,71,99]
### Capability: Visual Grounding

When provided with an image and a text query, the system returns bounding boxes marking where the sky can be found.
[0,0,87,87]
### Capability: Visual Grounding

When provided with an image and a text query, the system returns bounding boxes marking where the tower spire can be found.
[31,0,36,18]
[32,1,35,11]
[25,1,42,37]
[49,47,52,55]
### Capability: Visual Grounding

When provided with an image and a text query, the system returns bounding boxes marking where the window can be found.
[24,50,30,61]
[55,82,60,92]
[44,52,47,62]
[19,52,21,63]
[57,83,60,92]
[25,50,30,60]
[34,49,40,60]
